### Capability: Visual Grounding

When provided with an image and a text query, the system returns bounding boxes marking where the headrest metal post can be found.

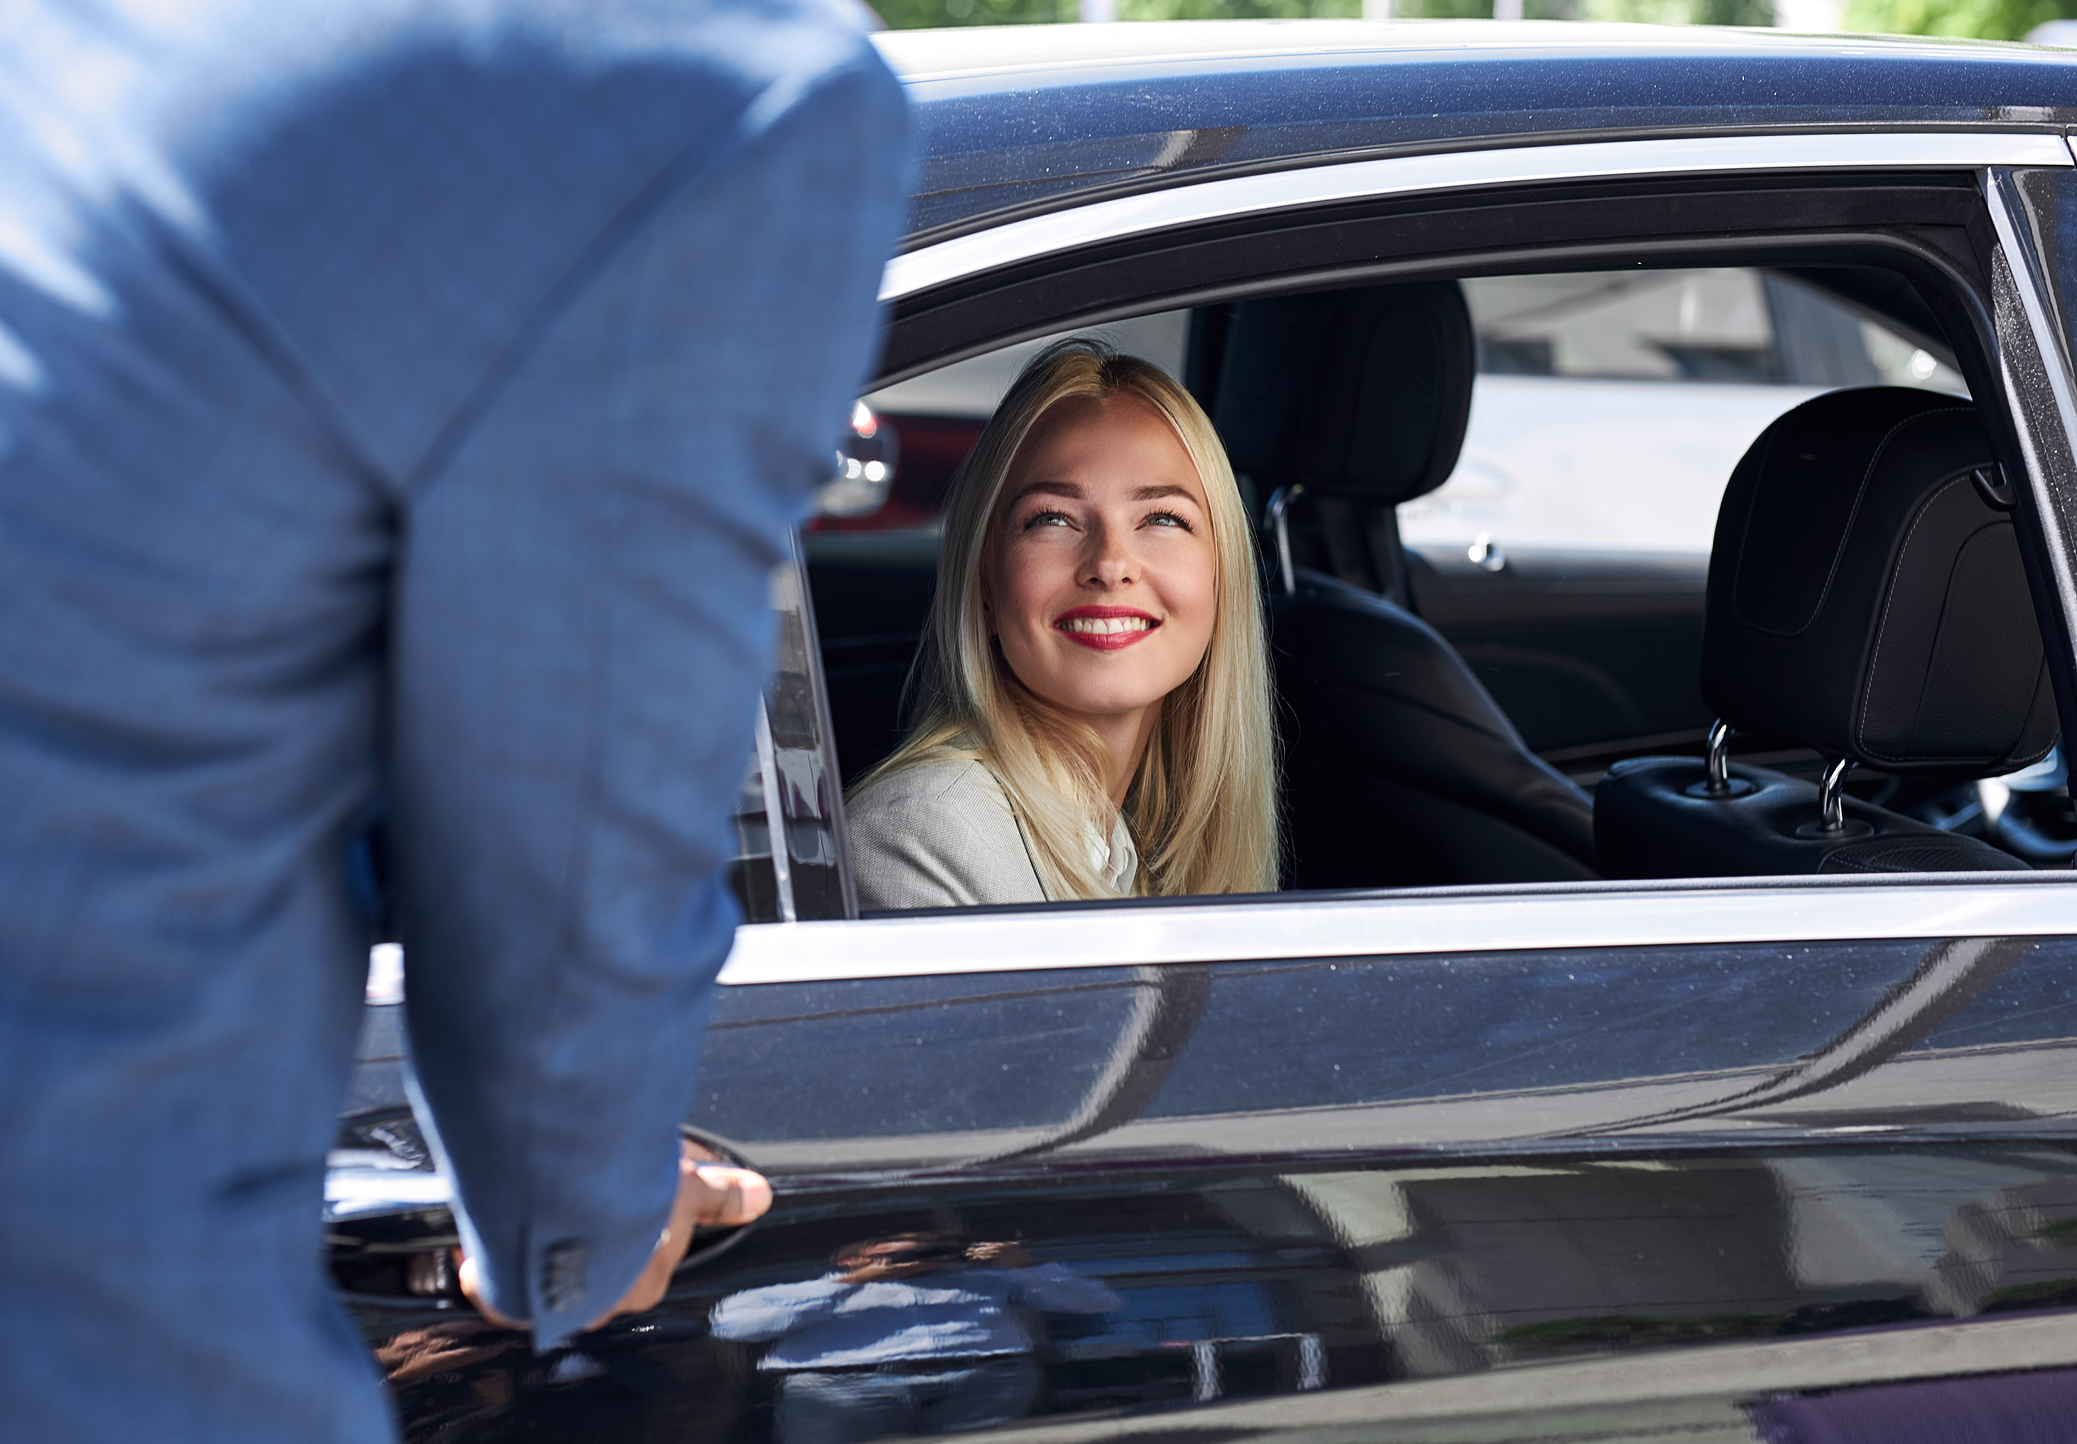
[1705,720,1733,795]
[1266,484,1306,597]
[1817,756,1853,834]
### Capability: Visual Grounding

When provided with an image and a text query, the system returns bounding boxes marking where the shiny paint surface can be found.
[876,22,2077,244]
[340,930,2077,1439]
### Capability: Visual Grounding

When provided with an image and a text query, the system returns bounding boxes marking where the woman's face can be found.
[982,393,1219,742]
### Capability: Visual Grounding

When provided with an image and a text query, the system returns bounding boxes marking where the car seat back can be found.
[1213,281,1599,886]
[1597,386,2052,877]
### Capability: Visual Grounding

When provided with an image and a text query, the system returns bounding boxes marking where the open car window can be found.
[801,261,2068,910]
[846,268,1968,554]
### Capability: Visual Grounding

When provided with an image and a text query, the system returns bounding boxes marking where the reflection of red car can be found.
[332,21,2077,1444]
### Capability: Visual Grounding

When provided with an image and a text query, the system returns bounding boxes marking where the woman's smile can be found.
[982,392,1218,760]
[1055,606,1161,648]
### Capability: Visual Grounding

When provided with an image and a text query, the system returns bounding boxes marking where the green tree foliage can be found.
[865,0,2069,35]
[866,0,1372,19]
[1396,0,1772,16]
[871,0,1774,23]
[1842,0,2071,40]
[869,0,1065,28]
[1581,0,1775,19]
[1118,0,1359,19]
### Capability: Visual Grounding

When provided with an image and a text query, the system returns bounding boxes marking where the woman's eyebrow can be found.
[1008,480,1083,503]
[1007,480,1200,505]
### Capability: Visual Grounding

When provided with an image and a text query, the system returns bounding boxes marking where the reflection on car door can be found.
[342,884,2077,1441]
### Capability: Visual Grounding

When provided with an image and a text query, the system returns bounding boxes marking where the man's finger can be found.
[686,1163,773,1231]
[455,1253,526,1330]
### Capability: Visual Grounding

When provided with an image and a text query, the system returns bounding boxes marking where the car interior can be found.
[732,258,2077,916]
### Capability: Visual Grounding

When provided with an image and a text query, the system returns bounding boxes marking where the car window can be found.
[1399,268,1969,558]
[842,268,1966,555]
[803,261,2063,900]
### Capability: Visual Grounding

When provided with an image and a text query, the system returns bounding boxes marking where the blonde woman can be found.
[846,338,1280,909]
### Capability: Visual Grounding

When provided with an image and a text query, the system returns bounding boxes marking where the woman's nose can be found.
[1083,521,1137,588]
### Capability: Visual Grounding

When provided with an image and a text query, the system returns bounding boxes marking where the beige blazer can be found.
[847,759,1048,910]
[847,758,1141,911]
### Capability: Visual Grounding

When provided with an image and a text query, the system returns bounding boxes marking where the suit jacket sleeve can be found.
[397,47,907,1347]
[187,0,911,1347]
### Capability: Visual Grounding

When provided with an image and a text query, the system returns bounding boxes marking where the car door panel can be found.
[338,896,2077,1441]
[1409,547,1712,762]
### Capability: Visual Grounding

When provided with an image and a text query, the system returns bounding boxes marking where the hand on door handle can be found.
[456,1137,773,1332]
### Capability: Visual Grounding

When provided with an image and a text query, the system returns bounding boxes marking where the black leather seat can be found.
[1210,282,1599,887]
[1597,386,2056,877]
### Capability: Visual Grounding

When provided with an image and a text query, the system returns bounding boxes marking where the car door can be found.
[338,889,2077,1443]
[330,122,2077,1442]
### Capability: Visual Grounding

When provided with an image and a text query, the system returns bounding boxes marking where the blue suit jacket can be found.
[0,2,908,1437]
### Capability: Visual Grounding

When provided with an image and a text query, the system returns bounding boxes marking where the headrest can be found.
[1703,387,2057,777]
[1212,281,1474,507]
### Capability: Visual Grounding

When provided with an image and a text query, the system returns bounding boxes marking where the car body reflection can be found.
[332,927,2077,1440]
[710,1234,1118,1443]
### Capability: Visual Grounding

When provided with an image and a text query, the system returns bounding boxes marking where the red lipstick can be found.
[1054,605,1160,651]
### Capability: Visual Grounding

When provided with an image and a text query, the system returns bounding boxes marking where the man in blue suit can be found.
[0,2,909,1438]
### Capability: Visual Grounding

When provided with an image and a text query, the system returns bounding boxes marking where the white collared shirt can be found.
[1086,811,1139,896]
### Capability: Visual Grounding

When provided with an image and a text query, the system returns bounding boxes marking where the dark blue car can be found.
[332,23,2077,1443]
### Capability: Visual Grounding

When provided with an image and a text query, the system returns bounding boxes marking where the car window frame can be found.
[734,129,2077,962]
[722,873,2077,984]
[881,131,2071,308]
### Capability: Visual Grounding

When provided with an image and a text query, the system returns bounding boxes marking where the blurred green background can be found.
[868,0,2070,47]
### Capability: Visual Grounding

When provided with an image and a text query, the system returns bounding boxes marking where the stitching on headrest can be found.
[1734,402,1975,640]
[1855,476,2015,767]
[1726,426,1776,625]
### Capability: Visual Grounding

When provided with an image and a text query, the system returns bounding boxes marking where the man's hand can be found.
[458,1137,772,1331]
[966,1241,1034,1269]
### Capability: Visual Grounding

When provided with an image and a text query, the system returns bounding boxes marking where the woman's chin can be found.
[1027,680,1179,728]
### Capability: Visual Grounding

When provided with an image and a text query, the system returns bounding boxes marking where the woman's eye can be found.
[1144,509,1193,530]
[1023,509,1073,530]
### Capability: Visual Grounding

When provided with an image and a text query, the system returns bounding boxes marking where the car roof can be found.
[874,20,2077,243]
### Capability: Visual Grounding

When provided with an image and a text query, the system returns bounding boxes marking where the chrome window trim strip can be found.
[325,1166,453,1219]
[719,879,2077,985]
[882,131,2073,303]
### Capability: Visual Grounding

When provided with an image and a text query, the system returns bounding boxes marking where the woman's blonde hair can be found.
[857,336,1280,900]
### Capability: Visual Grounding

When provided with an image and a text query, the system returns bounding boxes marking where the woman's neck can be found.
[1086,704,1160,810]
